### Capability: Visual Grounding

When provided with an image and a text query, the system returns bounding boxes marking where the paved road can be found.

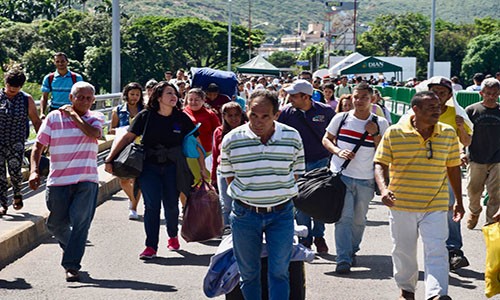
[0,189,496,300]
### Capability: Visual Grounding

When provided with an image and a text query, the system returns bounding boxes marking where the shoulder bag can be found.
[293,114,378,223]
[112,111,150,178]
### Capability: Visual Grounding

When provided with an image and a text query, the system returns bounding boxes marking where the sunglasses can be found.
[425,140,433,159]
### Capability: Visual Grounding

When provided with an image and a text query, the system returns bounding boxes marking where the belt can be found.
[235,199,290,214]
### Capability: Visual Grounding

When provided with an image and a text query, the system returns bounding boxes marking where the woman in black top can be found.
[105,81,206,259]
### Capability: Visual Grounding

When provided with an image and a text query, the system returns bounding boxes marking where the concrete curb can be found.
[0,165,121,269]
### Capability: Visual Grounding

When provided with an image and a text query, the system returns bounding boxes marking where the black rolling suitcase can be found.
[225,258,306,300]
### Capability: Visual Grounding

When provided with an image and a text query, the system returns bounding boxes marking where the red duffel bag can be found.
[181,180,224,242]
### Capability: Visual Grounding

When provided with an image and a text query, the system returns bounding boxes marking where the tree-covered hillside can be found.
[86,0,499,38]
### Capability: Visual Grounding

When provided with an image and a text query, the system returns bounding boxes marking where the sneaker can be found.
[139,247,157,260]
[399,290,415,300]
[466,213,479,230]
[351,254,357,267]
[167,237,180,250]
[300,239,312,249]
[313,237,329,254]
[65,269,80,282]
[427,295,452,300]
[128,209,139,220]
[449,249,469,270]
[335,262,351,274]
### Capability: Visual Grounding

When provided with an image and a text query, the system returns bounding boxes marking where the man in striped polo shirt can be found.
[374,91,465,300]
[29,82,104,283]
[220,90,305,299]
[40,52,83,118]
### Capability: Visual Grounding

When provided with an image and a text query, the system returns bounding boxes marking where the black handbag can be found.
[294,167,345,223]
[292,114,378,224]
[112,111,150,178]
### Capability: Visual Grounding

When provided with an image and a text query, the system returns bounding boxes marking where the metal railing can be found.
[26,93,122,147]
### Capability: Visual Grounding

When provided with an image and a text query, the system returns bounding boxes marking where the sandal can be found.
[13,195,23,210]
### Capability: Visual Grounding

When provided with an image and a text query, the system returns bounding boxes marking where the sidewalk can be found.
[0,164,121,269]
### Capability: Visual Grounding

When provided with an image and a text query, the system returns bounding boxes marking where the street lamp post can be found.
[227,0,232,71]
[429,0,436,77]
[111,0,120,93]
[248,0,252,60]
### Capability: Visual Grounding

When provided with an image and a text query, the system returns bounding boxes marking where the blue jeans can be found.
[45,181,98,270]
[217,169,233,227]
[335,175,375,265]
[230,200,294,300]
[295,157,330,244]
[446,182,462,251]
[139,162,179,250]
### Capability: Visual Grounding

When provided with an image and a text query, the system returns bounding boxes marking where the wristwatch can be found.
[369,131,380,137]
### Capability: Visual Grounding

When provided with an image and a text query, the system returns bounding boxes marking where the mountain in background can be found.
[89,0,499,39]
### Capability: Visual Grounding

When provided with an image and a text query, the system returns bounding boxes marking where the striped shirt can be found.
[327,111,389,179]
[220,122,305,207]
[36,110,104,186]
[374,116,461,212]
[41,69,83,109]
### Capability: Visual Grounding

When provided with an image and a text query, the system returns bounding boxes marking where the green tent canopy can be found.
[339,56,403,81]
[236,55,281,76]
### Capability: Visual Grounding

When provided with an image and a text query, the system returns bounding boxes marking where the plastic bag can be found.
[181,180,223,242]
[483,222,500,298]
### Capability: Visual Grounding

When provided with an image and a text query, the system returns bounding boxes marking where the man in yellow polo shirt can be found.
[374,91,465,300]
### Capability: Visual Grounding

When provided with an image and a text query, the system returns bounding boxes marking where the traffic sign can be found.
[296,60,309,66]
[325,1,355,10]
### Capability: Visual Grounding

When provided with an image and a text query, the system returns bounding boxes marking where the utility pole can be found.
[227,0,232,71]
[111,0,121,93]
[353,0,357,50]
[248,0,252,60]
[429,0,436,77]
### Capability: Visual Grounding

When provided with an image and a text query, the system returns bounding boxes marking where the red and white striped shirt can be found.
[36,110,104,186]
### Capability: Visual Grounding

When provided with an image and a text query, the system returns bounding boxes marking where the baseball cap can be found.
[284,79,313,96]
[427,76,452,92]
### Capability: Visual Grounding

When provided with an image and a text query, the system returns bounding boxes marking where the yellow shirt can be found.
[374,116,461,212]
[439,106,472,135]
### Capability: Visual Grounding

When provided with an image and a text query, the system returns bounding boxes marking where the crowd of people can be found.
[0,51,499,299]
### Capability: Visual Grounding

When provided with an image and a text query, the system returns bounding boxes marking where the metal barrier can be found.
[26,93,122,147]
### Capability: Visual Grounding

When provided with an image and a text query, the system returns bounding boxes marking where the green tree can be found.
[461,33,500,84]
[298,44,324,72]
[357,13,430,78]
[83,45,111,92]
[121,16,173,87]
[0,21,41,64]
[161,17,263,71]
[268,51,296,68]
[21,48,53,83]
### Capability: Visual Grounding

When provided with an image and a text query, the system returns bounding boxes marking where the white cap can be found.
[284,79,313,96]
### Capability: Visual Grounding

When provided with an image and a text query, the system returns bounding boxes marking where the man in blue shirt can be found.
[278,79,335,253]
[40,52,83,118]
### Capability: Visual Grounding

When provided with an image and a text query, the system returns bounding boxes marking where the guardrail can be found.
[380,86,499,123]
[26,93,122,147]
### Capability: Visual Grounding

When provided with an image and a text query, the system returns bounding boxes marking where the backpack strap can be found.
[70,71,77,84]
[335,112,349,138]
[48,73,55,92]
[187,123,202,136]
[371,114,380,133]
[48,72,78,92]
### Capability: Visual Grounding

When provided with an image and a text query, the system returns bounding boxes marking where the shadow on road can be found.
[144,250,212,267]
[366,220,389,227]
[416,269,484,290]
[323,255,393,279]
[0,212,42,223]
[0,278,32,290]
[68,271,177,292]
